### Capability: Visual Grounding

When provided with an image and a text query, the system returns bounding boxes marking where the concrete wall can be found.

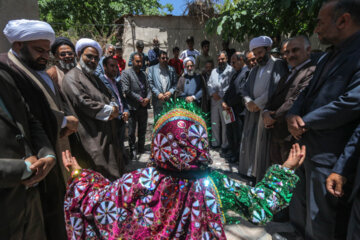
[0,0,39,52]
[122,16,247,66]
[121,15,325,67]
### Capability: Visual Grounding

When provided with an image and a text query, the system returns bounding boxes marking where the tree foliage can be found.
[38,0,173,41]
[206,0,325,42]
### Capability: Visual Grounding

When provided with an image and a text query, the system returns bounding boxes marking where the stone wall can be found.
[0,0,39,52]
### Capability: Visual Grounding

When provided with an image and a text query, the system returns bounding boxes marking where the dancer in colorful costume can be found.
[63,100,305,239]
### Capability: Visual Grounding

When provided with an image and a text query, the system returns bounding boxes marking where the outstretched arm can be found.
[210,144,305,225]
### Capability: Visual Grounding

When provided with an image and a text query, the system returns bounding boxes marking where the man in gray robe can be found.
[207,51,234,155]
[62,38,124,180]
[239,36,288,181]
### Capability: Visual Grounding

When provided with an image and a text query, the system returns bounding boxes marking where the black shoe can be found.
[210,145,220,151]
[226,156,238,163]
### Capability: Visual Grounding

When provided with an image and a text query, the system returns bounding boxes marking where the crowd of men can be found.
[0,0,360,239]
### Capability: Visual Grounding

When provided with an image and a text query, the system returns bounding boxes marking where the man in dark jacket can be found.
[287,1,360,239]
[121,53,151,159]
[264,36,315,164]
[222,52,249,162]
[99,56,130,163]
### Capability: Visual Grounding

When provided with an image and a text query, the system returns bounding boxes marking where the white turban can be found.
[75,38,102,57]
[3,19,55,44]
[249,36,273,51]
[183,56,195,68]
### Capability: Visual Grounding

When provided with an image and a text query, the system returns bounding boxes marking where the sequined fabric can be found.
[64,165,298,239]
[64,105,299,239]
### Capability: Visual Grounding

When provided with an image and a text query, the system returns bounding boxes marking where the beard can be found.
[20,45,47,71]
[57,59,76,72]
[79,57,96,75]
[257,53,270,66]
[218,62,226,71]
[187,69,194,76]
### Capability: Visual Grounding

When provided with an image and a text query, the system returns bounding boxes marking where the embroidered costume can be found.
[64,100,298,239]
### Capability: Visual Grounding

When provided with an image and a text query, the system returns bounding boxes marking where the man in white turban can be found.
[239,35,289,181]
[61,38,125,180]
[0,19,79,240]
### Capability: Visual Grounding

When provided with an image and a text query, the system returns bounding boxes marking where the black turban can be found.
[51,37,75,55]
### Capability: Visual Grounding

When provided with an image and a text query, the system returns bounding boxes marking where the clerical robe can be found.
[62,66,124,180]
[239,57,288,180]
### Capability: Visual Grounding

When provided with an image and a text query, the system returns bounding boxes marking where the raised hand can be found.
[62,150,81,172]
[282,143,306,170]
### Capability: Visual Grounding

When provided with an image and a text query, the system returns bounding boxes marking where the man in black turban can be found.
[47,37,76,91]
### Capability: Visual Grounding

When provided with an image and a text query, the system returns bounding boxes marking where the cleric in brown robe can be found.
[62,38,124,180]
[0,19,79,240]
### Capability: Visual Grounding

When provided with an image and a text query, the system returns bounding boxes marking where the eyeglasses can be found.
[186,64,194,68]
[161,57,169,60]
[59,52,74,57]
[85,54,99,61]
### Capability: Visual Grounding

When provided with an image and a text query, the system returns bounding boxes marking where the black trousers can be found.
[348,192,360,240]
[289,160,350,240]
[226,114,243,159]
[128,108,148,151]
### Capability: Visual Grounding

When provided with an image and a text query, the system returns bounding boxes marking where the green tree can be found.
[206,0,324,42]
[38,0,173,41]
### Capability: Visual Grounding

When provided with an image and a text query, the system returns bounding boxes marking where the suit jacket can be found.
[120,68,151,111]
[332,122,360,200]
[223,66,250,115]
[148,63,177,108]
[266,60,315,140]
[99,74,129,118]
[0,62,54,236]
[289,30,360,168]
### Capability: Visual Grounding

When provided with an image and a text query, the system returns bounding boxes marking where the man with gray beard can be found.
[62,38,124,180]
[47,37,76,92]
[175,57,203,106]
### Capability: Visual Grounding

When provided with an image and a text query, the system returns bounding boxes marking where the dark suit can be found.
[120,68,151,152]
[330,122,360,240]
[99,74,129,161]
[265,60,315,163]
[223,66,249,161]
[0,52,68,240]
[288,31,360,240]
[0,62,54,239]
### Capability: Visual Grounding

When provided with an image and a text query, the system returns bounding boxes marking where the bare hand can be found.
[141,98,150,107]
[212,93,221,101]
[246,101,260,112]
[282,143,306,170]
[158,93,165,101]
[62,150,81,172]
[164,91,172,100]
[263,111,276,128]
[22,157,56,187]
[326,173,347,197]
[24,156,37,170]
[287,114,306,140]
[222,102,230,110]
[185,96,195,103]
[122,112,129,122]
[65,116,79,132]
[109,106,119,120]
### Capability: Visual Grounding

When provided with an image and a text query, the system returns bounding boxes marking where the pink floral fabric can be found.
[65,168,226,239]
